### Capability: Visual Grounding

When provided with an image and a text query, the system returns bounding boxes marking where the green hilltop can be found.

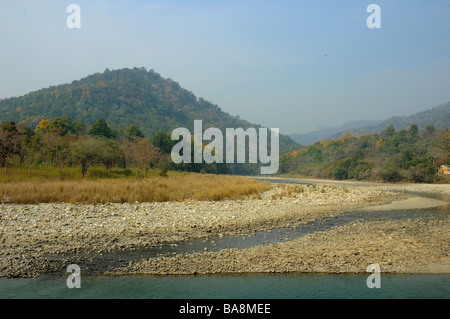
[0,67,299,155]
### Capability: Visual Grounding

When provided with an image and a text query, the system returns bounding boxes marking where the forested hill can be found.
[0,67,299,154]
[281,124,450,183]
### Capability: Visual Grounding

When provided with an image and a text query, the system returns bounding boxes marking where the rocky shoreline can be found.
[0,181,448,278]
[112,216,448,275]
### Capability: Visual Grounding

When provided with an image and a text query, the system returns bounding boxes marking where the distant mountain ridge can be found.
[0,67,299,154]
[289,120,383,146]
[330,102,450,139]
[290,102,450,145]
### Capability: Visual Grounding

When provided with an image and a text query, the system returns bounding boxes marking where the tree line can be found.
[280,124,450,183]
[0,116,261,178]
[0,116,168,178]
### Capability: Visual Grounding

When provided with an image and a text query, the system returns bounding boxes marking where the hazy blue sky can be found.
[1,0,450,134]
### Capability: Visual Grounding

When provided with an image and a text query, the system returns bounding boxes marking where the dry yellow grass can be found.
[0,174,272,204]
[270,185,304,200]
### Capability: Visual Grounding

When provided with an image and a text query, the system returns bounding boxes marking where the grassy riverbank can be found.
[0,171,271,204]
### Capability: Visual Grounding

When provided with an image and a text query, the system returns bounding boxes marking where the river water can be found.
[0,179,448,299]
[0,272,449,299]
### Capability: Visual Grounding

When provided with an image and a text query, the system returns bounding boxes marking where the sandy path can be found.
[359,197,448,211]
[256,176,450,196]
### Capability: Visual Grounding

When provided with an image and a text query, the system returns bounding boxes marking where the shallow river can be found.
[0,272,448,299]
[0,179,448,299]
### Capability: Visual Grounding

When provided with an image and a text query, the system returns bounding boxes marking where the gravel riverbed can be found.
[114,216,448,275]
[0,182,447,278]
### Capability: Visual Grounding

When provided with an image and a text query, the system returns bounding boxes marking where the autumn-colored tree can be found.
[375,139,385,150]
[35,119,50,135]
[123,138,162,177]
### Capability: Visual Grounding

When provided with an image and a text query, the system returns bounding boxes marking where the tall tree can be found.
[48,115,73,135]
[35,119,50,135]
[152,131,176,154]
[0,122,23,174]
[408,124,419,141]
[90,118,116,139]
[22,134,42,177]
[123,138,162,177]
[97,139,124,171]
[72,120,87,136]
[126,124,144,140]
[71,137,102,178]
[41,132,75,177]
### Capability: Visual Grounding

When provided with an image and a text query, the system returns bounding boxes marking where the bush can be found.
[407,163,436,183]
[378,164,404,182]
[330,157,352,180]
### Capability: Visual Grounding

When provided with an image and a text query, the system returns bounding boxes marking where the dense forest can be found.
[0,116,267,177]
[0,67,298,155]
[280,124,450,183]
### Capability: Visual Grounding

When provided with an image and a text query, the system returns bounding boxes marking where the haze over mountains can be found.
[289,120,383,146]
[1,66,448,155]
[290,102,450,146]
